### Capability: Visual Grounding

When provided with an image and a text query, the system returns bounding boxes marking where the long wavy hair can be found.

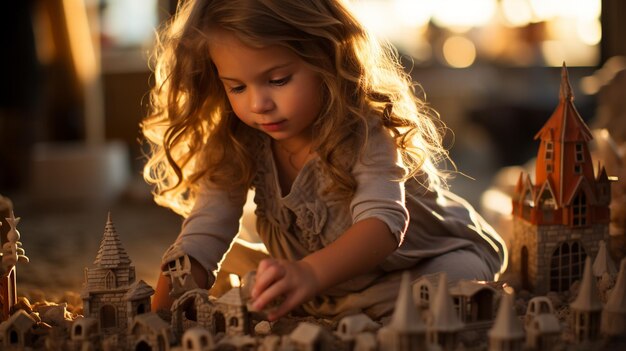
[142,0,450,216]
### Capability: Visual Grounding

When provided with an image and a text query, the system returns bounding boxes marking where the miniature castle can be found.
[81,212,155,346]
[510,64,612,294]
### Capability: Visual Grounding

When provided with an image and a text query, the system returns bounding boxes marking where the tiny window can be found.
[575,143,584,162]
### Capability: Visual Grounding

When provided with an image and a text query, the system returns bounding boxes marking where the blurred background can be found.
[0,0,625,299]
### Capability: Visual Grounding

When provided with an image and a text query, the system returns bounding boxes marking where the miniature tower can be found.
[377,272,426,351]
[511,64,611,294]
[427,273,463,351]
[0,207,28,322]
[601,258,626,338]
[81,212,153,335]
[570,257,603,342]
[0,196,14,321]
[488,292,524,351]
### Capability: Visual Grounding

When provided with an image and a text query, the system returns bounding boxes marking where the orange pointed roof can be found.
[534,63,592,144]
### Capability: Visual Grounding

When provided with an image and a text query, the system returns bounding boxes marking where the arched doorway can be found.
[213,312,226,334]
[135,340,152,351]
[471,289,494,321]
[100,305,116,328]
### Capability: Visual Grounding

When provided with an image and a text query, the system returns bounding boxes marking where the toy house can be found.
[0,309,36,349]
[523,297,561,350]
[335,313,379,342]
[487,292,524,351]
[570,257,603,343]
[171,289,212,339]
[427,273,464,351]
[213,287,252,336]
[81,212,154,336]
[601,258,626,338]
[510,64,611,294]
[289,322,334,351]
[180,326,214,351]
[413,272,499,329]
[69,317,100,351]
[129,312,173,351]
[377,272,427,351]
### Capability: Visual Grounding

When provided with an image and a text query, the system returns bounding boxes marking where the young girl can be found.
[144,0,506,321]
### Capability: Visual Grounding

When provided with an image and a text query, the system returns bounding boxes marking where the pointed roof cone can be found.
[559,62,574,102]
[430,272,463,332]
[488,292,524,340]
[604,258,626,313]
[596,163,608,182]
[592,240,617,277]
[93,211,131,268]
[571,257,603,312]
[389,271,425,332]
[534,63,593,144]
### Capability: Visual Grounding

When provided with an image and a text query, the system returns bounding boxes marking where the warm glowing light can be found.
[541,40,566,67]
[481,189,513,215]
[443,36,476,68]
[229,274,241,288]
[394,0,434,28]
[62,0,99,82]
[541,39,598,66]
[572,0,601,21]
[349,1,393,38]
[529,0,559,22]
[577,19,602,46]
[432,0,497,28]
[501,0,533,27]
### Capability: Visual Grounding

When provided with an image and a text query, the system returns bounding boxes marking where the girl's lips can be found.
[260,120,286,132]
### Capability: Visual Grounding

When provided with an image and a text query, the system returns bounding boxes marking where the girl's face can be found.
[209,30,323,147]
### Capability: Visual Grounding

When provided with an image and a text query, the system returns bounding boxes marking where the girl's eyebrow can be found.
[219,62,295,81]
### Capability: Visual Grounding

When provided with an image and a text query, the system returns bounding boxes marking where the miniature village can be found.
[0,66,625,351]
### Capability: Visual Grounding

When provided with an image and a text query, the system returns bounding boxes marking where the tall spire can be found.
[429,273,463,332]
[389,271,425,332]
[602,258,626,336]
[93,211,131,268]
[559,62,574,101]
[488,292,524,341]
[571,257,602,312]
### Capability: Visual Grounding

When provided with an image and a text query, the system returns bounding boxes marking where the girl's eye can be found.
[269,76,291,86]
[228,85,245,94]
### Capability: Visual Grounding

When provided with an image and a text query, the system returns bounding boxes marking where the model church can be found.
[510,64,612,294]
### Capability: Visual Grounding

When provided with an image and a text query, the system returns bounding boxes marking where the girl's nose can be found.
[249,88,275,114]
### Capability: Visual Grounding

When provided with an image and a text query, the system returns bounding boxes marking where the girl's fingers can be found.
[267,290,303,321]
[252,276,288,312]
[252,259,284,298]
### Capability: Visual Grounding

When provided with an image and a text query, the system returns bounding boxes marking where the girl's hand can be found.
[251,258,320,321]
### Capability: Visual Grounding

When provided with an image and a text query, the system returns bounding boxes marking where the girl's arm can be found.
[251,217,397,320]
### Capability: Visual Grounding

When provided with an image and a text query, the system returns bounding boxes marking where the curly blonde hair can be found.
[142,0,450,216]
